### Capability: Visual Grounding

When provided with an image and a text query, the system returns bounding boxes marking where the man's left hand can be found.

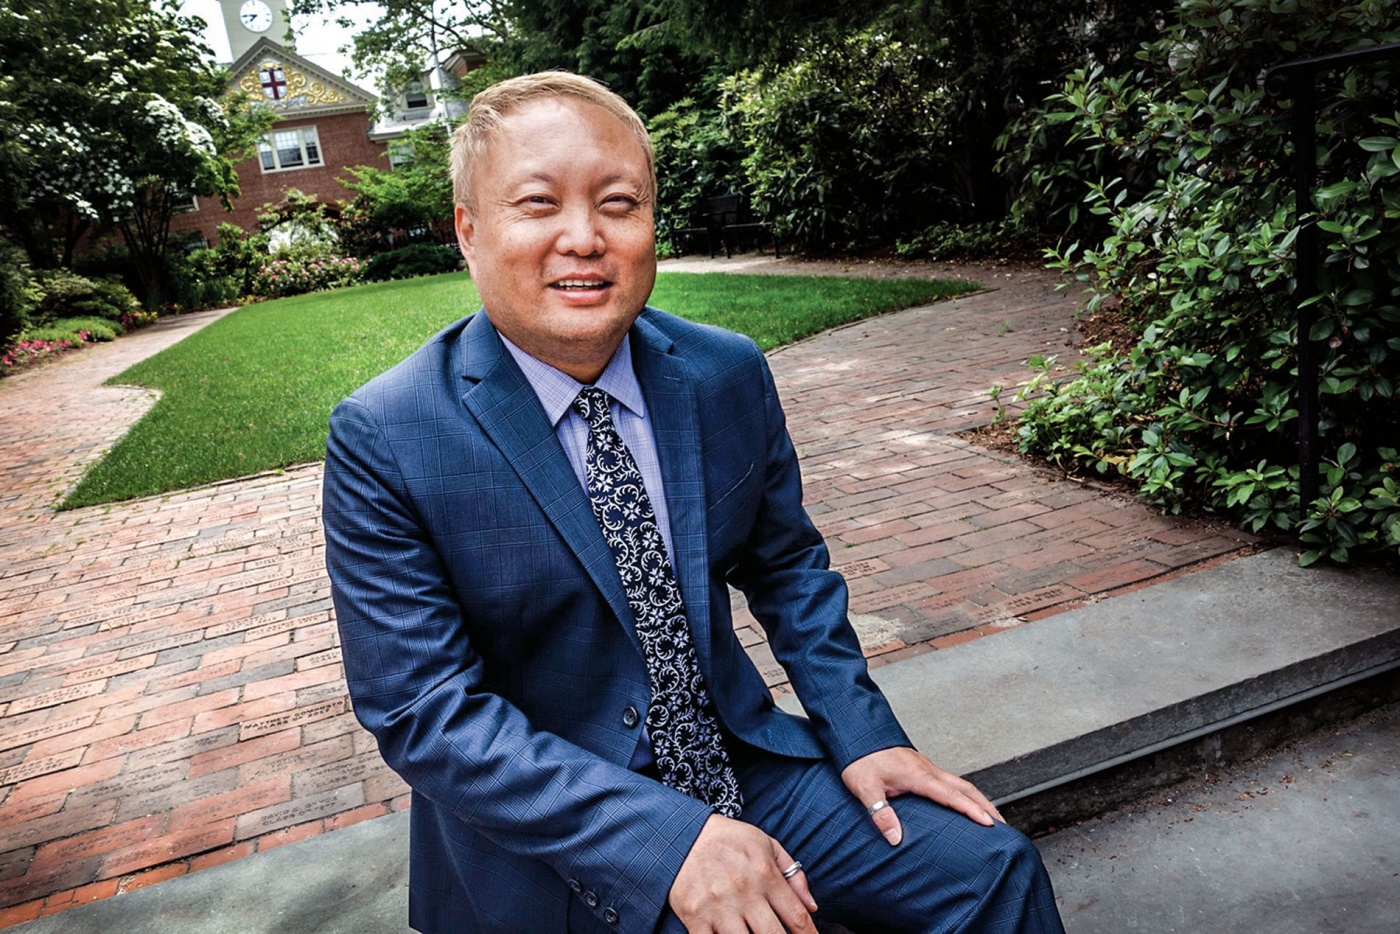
[840,747,1004,846]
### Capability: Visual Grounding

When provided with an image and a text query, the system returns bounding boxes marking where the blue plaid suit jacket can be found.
[323,307,911,934]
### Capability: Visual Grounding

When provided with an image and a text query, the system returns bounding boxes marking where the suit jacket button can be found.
[603,907,620,925]
[567,878,582,894]
[584,890,599,908]
[622,705,640,728]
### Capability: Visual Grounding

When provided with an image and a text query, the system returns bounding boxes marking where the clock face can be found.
[240,1,274,33]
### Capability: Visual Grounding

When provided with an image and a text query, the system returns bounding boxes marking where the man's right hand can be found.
[668,814,818,933]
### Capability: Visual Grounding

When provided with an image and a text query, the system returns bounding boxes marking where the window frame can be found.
[257,126,324,174]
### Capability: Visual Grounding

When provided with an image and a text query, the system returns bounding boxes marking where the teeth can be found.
[555,279,605,289]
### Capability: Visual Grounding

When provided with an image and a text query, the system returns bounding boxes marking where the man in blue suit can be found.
[322,72,1064,934]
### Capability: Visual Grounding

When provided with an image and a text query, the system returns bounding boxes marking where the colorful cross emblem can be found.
[259,67,287,100]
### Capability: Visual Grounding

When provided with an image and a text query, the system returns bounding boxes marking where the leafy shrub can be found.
[363,243,462,282]
[896,220,1047,261]
[722,30,951,251]
[1,243,36,347]
[27,316,124,344]
[252,255,365,298]
[649,88,746,249]
[1012,0,1400,565]
[30,270,140,324]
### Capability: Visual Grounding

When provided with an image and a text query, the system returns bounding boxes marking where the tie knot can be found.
[572,387,612,429]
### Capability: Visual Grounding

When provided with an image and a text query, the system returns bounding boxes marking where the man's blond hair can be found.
[451,71,656,211]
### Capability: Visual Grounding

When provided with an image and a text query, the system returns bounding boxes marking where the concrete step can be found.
[844,548,1400,821]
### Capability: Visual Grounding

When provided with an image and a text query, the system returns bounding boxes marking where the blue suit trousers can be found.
[572,742,1063,934]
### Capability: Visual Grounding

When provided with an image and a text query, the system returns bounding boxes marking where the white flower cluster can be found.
[145,95,216,157]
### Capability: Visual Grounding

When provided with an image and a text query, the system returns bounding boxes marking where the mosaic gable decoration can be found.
[239,57,348,108]
[226,38,373,118]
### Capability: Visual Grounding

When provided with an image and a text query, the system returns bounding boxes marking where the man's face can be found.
[455,96,657,384]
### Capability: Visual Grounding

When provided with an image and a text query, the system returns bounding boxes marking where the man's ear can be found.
[454,204,476,266]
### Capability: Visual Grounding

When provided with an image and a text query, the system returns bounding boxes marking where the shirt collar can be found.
[498,329,647,428]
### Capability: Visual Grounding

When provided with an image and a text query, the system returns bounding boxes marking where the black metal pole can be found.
[1265,41,1400,517]
[1292,76,1320,510]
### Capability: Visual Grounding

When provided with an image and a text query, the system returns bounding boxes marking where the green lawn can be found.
[63,270,976,508]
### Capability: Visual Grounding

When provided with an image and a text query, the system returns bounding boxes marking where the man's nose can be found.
[555,203,605,256]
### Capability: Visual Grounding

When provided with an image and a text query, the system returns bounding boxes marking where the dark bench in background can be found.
[671,193,781,259]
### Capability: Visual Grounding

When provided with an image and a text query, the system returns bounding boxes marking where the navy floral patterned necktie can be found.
[571,387,742,818]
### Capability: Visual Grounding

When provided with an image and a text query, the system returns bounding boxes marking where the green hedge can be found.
[1011,0,1400,565]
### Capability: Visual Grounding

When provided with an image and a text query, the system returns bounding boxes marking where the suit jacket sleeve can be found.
[726,348,913,769]
[323,394,712,933]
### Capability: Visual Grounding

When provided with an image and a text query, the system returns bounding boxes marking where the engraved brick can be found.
[238,697,346,741]
[0,749,84,786]
[0,712,98,754]
[235,784,363,840]
[293,752,393,799]
[294,648,341,672]
[62,654,156,687]
[5,679,107,716]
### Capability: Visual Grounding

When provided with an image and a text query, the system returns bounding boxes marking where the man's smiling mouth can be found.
[552,279,611,290]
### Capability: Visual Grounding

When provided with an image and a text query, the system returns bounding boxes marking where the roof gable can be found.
[228,38,375,120]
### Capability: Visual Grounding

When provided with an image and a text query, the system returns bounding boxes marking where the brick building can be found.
[167,36,385,247]
[167,1,472,248]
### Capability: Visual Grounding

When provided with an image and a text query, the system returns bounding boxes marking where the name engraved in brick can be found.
[246,617,304,642]
[0,749,84,786]
[296,649,341,672]
[241,785,360,838]
[64,654,157,687]
[7,679,107,716]
[1001,584,1079,615]
[296,754,391,797]
[42,817,158,863]
[239,697,347,741]
[203,612,288,640]
[834,558,890,579]
[115,629,204,661]
[0,712,99,753]
[60,604,178,631]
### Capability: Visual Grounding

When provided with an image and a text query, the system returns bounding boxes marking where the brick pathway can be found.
[0,262,1257,925]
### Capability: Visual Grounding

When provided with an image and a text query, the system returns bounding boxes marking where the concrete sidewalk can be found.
[0,254,1342,926]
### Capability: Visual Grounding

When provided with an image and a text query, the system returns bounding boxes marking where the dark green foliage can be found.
[29,270,139,325]
[649,81,747,247]
[1011,0,1400,565]
[339,124,456,254]
[363,244,463,281]
[0,243,35,347]
[723,31,950,251]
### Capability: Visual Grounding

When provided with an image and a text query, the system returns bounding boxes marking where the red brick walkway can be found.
[0,262,1256,925]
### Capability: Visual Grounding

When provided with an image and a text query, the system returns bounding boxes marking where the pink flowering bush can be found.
[1,338,79,372]
[252,255,365,299]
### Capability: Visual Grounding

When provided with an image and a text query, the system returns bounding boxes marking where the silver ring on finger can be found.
[866,799,890,816]
[781,860,803,880]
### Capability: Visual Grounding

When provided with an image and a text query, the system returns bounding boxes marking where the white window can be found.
[388,142,415,168]
[404,79,430,110]
[258,127,323,173]
[170,192,198,213]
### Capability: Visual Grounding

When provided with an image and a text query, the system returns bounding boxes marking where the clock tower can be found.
[220,0,293,63]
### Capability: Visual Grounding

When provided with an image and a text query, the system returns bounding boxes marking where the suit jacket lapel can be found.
[456,312,641,652]
[630,314,716,676]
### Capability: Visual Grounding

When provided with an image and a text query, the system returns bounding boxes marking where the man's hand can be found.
[841,747,1004,846]
[668,813,818,933]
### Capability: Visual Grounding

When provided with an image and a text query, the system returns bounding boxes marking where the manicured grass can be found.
[63,270,976,507]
